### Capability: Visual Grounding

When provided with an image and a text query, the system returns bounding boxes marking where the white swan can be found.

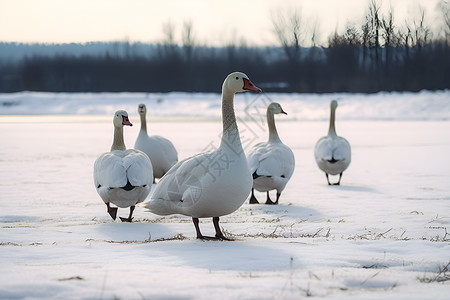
[247,103,295,205]
[139,72,262,240]
[134,103,178,180]
[94,110,153,222]
[314,100,351,185]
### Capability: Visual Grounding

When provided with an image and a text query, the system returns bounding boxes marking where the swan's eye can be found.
[235,77,239,80]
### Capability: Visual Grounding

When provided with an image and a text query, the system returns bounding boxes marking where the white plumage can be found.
[140,72,262,240]
[314,100,351,185]
[94,110,153,222]
[134,104,178,180]
[247,103,295,205]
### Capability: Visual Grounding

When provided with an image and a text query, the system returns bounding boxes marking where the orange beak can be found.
[243,78,262,93]
[122,116,133,126]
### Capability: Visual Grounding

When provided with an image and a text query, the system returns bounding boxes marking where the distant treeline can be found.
[0,42,448,93]
[1,0,449,93]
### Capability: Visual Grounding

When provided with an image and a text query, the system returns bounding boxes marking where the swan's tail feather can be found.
[138,199,179,216]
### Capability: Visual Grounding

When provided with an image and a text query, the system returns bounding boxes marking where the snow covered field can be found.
[0,91,449,299]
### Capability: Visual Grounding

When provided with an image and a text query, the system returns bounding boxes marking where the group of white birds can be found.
[93,72,351,240]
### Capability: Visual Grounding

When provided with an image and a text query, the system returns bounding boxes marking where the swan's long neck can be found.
[139,113,147,134]
[111,126,126,151]
[219,88,243,155]
[267,110,281,143]
[328,106,337,137]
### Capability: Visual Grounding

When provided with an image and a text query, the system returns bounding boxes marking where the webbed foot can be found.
[119,217,134,222]
[249,188,259,204]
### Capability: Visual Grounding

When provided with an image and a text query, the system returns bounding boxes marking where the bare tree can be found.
[381,9,396,46]
[310,18,321,47]
[271,7,306,62]
[160,20,177,58]
[344,22,362,46]
[398,21,413,60]
[162,20,176,45]
[381,8,396,72]
[326,24,362,91]
[364,0,382,69]
[413,7,431,50]
[361,22,370,70]
[438,0,450,44]
[181,20,196,61]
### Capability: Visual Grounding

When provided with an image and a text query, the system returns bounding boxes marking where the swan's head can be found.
[330,100,338,110]
[113,110,133,127]
[138,103,147,115]
[223,72,262,94]
[268,102,287,115]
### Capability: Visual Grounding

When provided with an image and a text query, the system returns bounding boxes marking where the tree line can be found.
[0,0,449,93]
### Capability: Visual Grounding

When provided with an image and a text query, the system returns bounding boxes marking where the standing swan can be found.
[140,72,262,240]
[134,103,178,180]
[247,103,295,205]
[94,110,153,222]
[314,100,351,185]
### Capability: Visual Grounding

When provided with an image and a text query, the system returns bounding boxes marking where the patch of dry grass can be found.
[85,233,188,244]
[419,262,450,283]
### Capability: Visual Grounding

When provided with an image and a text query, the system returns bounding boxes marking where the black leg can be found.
[265,191,279,205]
[106,203,118,220]
[193,217,215,240]
[120,205,135,222]
[326,173,331,185]
[193,217,203,239]
[275,192,280,204]
[192,217,232,240]
[213,217,232,241]
[249,188,259,204]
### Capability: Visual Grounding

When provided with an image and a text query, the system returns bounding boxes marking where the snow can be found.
[1,89,449,120]
[0,91,449,299]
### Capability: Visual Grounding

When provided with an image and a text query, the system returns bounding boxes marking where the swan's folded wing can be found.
[152,135,178,162]
[277,145,295,179]
[122,149,153,187]
[314,137,334,161]
[151,151,215,203]
[94,152,127,188]
[246,142,269,173]
[256,145,295,178]
[333,137,351,161]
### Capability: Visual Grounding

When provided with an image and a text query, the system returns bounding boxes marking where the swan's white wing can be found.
[314,136,351,162]
[94,152,127,189]
[150,151,215,204]
[255,144,295,179]
[94,150,153,189]
[246,142,268,173]
[151,135,178,163]
[314,136,334,162]
[121,149,153,187]
[333,137,351,161]
[314,135,351,176]
[276,145,295,179]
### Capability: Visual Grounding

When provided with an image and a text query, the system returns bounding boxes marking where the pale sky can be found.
[0,0,443,46]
